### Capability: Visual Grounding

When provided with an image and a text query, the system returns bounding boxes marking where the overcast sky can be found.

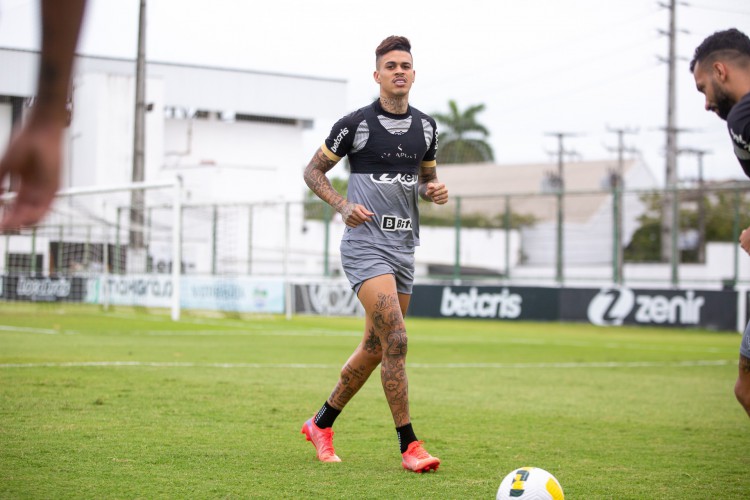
[1,0,749,184]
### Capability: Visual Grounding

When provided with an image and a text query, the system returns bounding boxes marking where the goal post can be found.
[0,178,183,320]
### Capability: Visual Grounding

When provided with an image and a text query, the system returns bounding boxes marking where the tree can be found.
[624,190,750,263]
[433,100,494,164]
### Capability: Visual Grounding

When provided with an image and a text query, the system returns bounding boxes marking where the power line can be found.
[688,3,750,16]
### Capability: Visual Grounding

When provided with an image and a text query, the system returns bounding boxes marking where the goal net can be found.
[0,179,182,319]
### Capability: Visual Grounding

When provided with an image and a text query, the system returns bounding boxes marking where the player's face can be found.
[693,60,736,121]
[374,50,415,98]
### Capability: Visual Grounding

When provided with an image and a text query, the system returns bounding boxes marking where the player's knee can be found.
[383,329,408,359]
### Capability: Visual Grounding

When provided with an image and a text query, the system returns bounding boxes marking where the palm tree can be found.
[433,100,494,164]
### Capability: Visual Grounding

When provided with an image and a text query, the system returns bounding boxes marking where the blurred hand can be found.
[0,120,63,231]
[740,226,750,256]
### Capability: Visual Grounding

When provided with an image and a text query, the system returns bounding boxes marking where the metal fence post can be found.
[556,189,564,284]
[115,207,121,274]
[30,227,37,275]
[57,225,64,274]
[670,185,679,287]
[247,204,253,275]
[171,176,183,321]
[504,195,511,280]
[733,188,741,287]
[454,196,462,282]
[4,233,9,275]
[211,204,218,275]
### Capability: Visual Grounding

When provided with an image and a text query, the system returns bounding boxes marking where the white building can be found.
[434,159,658,267]
[0,47,347,203]
[0,48,348,277]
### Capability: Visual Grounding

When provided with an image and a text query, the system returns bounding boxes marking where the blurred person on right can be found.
[690,27,750,419]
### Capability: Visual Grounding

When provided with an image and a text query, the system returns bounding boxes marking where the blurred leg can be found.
[735,355,750,418]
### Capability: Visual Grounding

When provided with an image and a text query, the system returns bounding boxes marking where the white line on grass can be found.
[136,329,736,354]
[0,325,77,335]
[0,324,733,355]
[0,359,733,369]
[139,329,361,337]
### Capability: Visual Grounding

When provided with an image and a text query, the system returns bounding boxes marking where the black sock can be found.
[313,401,341,429]
[396,423,418,453]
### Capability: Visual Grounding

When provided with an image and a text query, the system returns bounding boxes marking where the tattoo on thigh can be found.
[375,292,399,312]
[371,293,405,336]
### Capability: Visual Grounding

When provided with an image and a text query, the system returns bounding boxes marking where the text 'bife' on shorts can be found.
[340,240,415,295]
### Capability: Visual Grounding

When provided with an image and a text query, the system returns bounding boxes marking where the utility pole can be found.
[658,0,688,286]
[130,0,146,251]
[605,127,639,285]
[679,148,710,263]
[545,132,579,285]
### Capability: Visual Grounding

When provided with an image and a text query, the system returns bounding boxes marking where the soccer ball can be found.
[496,467,564,500]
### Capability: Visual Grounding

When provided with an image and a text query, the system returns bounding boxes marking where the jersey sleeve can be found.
[322,110,361,161]
[727,94,750,178]
[421,116,438,168]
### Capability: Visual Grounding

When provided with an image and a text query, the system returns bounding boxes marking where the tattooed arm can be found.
[418,165,449,205]
[303,147,374,228]
[0,0,88,230]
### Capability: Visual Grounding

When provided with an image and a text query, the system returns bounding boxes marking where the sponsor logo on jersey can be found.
[731,132,750,160]
[587,288,705,326]
[330,127,349,154]
[380,143,419,160]
[370,173,418,186]
[730,127,750,150]
[381,215,412,232]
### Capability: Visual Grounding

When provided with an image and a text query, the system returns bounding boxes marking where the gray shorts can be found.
[742,320,750,359]
[340,240,415,295]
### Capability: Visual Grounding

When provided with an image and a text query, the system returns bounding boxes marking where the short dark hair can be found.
[690,28,750,72]
[375,36,411,67]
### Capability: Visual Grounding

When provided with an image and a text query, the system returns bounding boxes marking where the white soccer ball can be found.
[496,467,564,500]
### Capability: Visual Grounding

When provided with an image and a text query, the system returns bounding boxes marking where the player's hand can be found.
[425,182,448,205]
[340,202,374,228]
[0,120,63,231]
[740,226,750,256]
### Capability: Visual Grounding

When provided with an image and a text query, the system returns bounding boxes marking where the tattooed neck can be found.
[380,97,409,115]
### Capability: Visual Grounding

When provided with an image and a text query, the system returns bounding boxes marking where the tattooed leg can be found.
[327,323,382,410]
[736,355,750,418]
[359,275,412,427]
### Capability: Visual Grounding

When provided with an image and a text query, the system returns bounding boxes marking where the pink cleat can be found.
[301,417,341,463]
[401,440,440,473]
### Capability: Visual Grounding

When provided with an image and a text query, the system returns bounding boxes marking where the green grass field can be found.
[0,303,747,499]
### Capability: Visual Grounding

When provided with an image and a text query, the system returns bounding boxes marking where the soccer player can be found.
[301,35,448,471]
[690,28,750,419]
[0,0,88,231]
